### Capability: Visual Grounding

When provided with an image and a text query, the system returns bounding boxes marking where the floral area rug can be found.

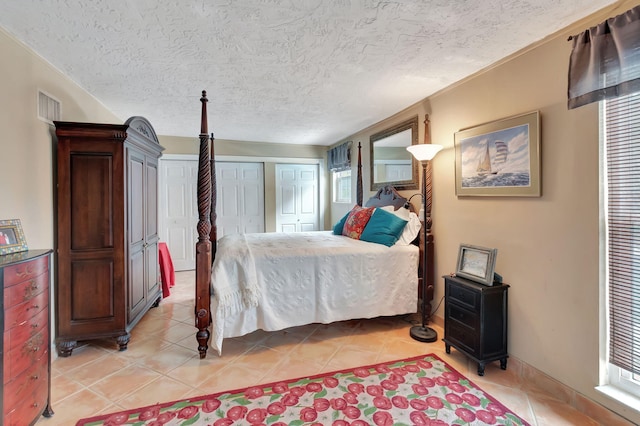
[76,353,530,425]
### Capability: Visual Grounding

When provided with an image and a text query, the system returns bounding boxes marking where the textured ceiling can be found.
[0,0,618,145]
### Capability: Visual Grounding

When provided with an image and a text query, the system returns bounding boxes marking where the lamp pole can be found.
[409,159,437,342]
[406,115,441,343]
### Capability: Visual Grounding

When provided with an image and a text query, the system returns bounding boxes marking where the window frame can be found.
[598,93,640,406]
[332,169,352,204]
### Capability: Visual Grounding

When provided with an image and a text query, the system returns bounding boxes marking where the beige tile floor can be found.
[35,270,632,426]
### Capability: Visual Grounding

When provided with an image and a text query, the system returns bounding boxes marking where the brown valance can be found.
[567,5,640,109]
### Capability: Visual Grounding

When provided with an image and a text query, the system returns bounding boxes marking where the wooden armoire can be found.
[54,116,164,357]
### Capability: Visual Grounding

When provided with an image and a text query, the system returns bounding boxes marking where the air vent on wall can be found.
[37,90,61,125]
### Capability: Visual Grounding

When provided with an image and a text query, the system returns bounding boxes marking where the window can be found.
[602,91,640,400]
[333,170,351,204]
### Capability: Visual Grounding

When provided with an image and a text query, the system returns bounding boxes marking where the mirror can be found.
[370,116,419,191]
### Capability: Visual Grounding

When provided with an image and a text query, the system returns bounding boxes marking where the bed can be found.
[194,91,432,358]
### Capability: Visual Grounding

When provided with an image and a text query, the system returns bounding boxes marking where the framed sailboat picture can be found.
[454,111,540,196]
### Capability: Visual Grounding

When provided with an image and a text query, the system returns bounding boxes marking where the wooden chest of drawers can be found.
[1,250,53,425]
[443,274,509,376]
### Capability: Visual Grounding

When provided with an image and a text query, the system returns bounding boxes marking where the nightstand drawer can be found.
[448,303,479,330]
[447,321,478,355]
[448,281,480,310]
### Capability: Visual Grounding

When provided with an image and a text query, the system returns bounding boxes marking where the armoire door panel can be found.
[145,242,160,298]
[70,154,114,250]
[129,154,144,245]
[128,250,145,321]
[146,160,158,238]
[69,259,115,321]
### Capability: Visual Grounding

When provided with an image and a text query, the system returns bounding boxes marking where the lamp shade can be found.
[406,144,443,161]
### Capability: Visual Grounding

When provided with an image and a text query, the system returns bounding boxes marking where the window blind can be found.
[328,141,352,172]
[606,91,640,376]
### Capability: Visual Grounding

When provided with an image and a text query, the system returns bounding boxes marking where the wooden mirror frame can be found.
[370,116,419,191]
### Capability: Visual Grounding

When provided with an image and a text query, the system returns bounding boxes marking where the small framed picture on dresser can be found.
[0,219,28,255]
[456,244,498,286]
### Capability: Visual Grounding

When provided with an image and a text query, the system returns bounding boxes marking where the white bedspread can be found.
[210,231,419,355]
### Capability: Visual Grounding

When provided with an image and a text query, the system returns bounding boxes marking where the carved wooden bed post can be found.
[195,91,212,359]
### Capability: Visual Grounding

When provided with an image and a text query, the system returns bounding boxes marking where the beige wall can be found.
[0,28,121,250]
[332,0,638,422]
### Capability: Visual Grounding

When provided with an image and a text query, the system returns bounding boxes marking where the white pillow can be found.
[398,211,421,245]
[380,205,409,220]
[380,206,421,245]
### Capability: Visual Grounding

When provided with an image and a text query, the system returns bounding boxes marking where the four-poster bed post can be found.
[195,91,213,359]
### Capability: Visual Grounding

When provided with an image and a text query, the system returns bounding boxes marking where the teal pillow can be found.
[333,211,350,235]
[360,208,408,247]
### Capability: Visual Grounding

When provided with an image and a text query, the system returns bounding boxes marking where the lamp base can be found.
[409,325,438,343]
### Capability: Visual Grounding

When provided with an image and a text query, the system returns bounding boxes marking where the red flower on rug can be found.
[77,354,530,426]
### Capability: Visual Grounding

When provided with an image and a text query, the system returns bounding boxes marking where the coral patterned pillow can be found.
[342,205,374,239]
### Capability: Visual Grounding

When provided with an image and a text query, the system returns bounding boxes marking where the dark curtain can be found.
[567,5,640,109]
[327,141,352,172]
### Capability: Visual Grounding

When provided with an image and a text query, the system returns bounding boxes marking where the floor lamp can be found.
[406,143,443,343]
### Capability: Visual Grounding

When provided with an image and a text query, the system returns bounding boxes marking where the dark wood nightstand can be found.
[442,274,509,376]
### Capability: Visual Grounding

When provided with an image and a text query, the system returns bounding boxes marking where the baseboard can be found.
[431,314,633,425]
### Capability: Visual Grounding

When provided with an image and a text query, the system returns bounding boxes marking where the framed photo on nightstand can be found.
[455,244,497,286]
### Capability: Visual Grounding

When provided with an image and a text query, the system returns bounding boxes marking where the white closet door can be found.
[216,162,265,238]
[160,159,265,270]
[276,164,319,232]
[160,159,198,271]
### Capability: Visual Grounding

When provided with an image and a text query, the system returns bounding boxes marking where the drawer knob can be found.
[32,402,39,408]
[31,374,39,380]
[32,323,39,328]
[28,304,40,310]
[32,347,39,352]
